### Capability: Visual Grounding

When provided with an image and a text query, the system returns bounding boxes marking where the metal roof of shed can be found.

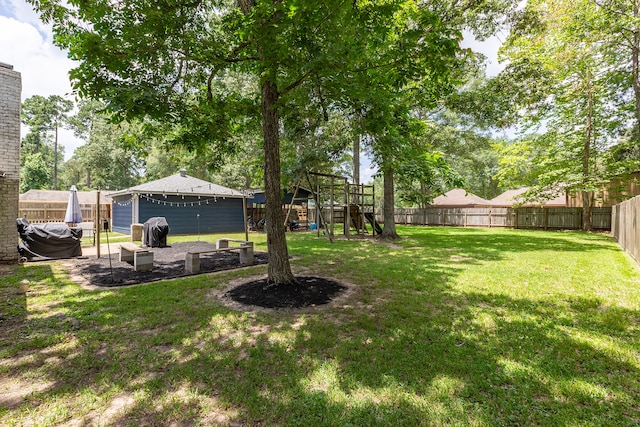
[108,170,244,198]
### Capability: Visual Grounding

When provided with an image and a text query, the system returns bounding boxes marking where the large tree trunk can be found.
[54,125,58,190]
[242,0,296,285]
[583,70,594,232]
[261,78,296,285]
[632,3,640,130]
[380,164,399,240]
[353,134,360,187]
[582,190,593,232]
[421,182,428,225]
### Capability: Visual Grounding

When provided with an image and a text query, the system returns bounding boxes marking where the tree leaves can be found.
[495,0,640,221]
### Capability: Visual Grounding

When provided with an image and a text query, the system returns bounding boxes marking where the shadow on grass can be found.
[2,228,639,425]
[66,243,270,286]
[400,226,618,254]
[288,227,618,271]
[0,264,30,334]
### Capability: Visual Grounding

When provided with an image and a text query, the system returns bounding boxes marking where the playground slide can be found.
[364,212,383,235]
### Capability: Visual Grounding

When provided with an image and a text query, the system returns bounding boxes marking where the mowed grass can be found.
[1,226,639,426]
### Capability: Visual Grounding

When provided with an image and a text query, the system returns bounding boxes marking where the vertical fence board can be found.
[379,206,611,231]
[592,207,612,230]
[613,196,640,264]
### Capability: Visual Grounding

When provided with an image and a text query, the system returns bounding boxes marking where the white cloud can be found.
[0,5,84,160]
[0,16,74,98]
[360,153,377,185]
[1,0,50,35]
[461,31,507,77]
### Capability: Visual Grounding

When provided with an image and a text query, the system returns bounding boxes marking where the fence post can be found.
[96,190,101,258]
[579,209,583,231]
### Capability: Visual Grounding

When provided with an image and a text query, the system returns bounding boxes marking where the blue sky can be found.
[1,0,81,160]
[1,0,504,182]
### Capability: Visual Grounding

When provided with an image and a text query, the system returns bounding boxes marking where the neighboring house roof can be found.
[109,170,244,198]
[431,189,491,207]
[488,188,529,207]
[20,189,113,205]
[489,187,567,207]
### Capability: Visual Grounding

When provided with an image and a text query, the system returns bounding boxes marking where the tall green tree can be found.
[416,103,503,200]
[343,0,513,239]
[20,152,51,193]
[65,100,143,190]
[30,0,481,283]
[21,95,73,190]
[281,103,355,185]
[498,0,635,230]
[593,0,640,132]
[396,149,464,210]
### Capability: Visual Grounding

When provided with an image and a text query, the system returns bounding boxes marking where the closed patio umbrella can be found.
[64,185,83,226]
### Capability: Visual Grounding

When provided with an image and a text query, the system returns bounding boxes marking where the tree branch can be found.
[237,0,256,15]
[593,0,627,17]
[225,37,259,63]
[207,71,215,102]
[169,60,184,92]
[279,69,315,96]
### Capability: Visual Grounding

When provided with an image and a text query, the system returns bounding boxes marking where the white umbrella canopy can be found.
[64,185,83,225]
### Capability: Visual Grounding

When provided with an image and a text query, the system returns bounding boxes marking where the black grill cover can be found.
[143,217,169,248]
[17,218,82,260]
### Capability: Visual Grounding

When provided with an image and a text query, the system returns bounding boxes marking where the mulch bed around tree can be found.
[224,276,347,309]
[61,241,349,310]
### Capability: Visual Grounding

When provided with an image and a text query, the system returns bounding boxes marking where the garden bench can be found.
[185,240,254,274]
[119,242,154,272]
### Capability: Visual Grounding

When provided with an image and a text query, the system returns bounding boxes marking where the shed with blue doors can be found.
[109,169,246,235]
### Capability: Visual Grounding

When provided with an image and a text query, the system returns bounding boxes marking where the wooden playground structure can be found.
[285,172,381,241]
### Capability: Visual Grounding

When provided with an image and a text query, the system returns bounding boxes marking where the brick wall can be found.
[0,63,21,263]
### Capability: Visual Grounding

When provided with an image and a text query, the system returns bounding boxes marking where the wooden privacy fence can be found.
[19,201,111,224]
[377,207,612,230]
[612,196,640,263]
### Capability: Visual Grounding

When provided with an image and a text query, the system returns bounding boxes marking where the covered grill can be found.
[17,218,82,260]
[142,217,169,248]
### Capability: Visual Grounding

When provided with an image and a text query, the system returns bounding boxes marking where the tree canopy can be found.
[495,0,640,229]
[30,0,484,283]
[21,94,72,190]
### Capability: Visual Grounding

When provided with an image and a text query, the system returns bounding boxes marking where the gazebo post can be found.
[243,189,249,241]
[96,190,101,258]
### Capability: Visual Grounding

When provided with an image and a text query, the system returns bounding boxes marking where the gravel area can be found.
[60,241,348,309]
[67,241,268,287]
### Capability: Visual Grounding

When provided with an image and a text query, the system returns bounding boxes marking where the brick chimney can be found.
[0,62,21,263]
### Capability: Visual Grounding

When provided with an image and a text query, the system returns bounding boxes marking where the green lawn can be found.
[2,227,639,426]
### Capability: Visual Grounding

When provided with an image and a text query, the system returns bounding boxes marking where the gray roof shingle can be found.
[109,172,244,198]
[488,187,567,207]
[431,189,491,207]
